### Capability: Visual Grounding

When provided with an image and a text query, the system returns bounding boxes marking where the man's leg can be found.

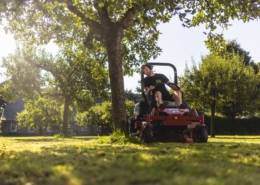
[172,91,182,106]
[154,91,163,106]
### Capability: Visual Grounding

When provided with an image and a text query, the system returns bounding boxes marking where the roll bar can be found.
[141,62,178,86]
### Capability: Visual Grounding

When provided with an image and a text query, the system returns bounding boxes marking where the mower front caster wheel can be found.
[142,126,153,143]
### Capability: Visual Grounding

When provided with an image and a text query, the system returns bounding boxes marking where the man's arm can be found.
[145,86,155,94]
[145,86,149,93]
[156,74,182,91]
[143,78,154,94]
[166,82,182,91]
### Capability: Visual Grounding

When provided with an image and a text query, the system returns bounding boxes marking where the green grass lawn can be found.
[0,135,260,185]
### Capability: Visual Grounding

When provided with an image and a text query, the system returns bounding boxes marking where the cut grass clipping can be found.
[0,135,260,185]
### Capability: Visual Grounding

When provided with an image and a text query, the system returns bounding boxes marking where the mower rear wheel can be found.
[197,127,208,142]
[142,126,153,143]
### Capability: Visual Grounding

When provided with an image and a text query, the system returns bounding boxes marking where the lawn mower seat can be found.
[162,101,176,108]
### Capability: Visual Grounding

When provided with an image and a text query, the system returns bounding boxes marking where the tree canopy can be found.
[17,96,64,136]
[224,40,259,74]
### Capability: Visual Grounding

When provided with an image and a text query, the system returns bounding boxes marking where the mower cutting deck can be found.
[129,62,208,143]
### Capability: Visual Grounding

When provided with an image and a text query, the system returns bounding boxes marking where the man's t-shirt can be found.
[143,74,173,101]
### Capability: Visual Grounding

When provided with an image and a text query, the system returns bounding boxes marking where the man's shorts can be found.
[150,83,174,102]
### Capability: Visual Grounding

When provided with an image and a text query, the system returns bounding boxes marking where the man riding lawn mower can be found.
[128,62,208,143]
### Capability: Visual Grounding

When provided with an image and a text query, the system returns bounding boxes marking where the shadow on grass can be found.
[1,139,260,185]
[73,136,99,140]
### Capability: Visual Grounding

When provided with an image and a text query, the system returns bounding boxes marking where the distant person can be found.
[141,63,182,109]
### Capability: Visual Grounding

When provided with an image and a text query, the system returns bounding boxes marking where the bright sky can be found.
[1,17,260,91]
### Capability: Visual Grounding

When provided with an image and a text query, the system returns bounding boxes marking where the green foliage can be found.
[0,80,20,103]
[2,45,110,104]
[75,111,92,126]
[1,45,110,134]
[76,100,135,131]
[180,53,258,112]
[180,53,259,136]
[17,96,64,135]
[1,48,44,100]
[224,40,253,67]
[76,101,112,129]
[216,40,260,116]
[125,100,135,118]
[98,129,141,144]
[101,129,127,144]
[76,101,113,135]
[1,0,259,54]
[0,0,164,74]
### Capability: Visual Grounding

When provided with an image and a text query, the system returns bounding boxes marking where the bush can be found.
[204,116,260,135]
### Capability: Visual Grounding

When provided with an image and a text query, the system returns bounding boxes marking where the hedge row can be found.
[204,116,260,135]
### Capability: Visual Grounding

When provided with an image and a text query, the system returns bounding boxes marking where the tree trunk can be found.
[105,26,127,133]
[62,95,71,135]
[44,122,47,136]
[210,100,216,137]
[39,126,43,136]
[101,122,104,136]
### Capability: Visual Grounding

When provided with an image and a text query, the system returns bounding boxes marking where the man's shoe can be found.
[179,103,187,112]
[179,103,187,109]
[159,104,165,110]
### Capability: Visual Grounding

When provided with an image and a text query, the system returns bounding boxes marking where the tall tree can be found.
[221,40,259,116]
[1,0,259,132]
[225,40,252,66]
[17,96,64,136]
[225,40,259,74]
[180,54,258,137]
[2,46,109,135]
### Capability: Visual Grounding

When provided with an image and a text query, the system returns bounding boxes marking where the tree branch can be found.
[40,92,64,97]
[118,4,141,29]
[93,2,112,29]
[67,65,77,79]
[83,29,95,49]
[67,0,104,44]
[68,4,102,35]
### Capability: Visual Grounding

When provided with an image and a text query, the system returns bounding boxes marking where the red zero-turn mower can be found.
[129,62,208,143]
